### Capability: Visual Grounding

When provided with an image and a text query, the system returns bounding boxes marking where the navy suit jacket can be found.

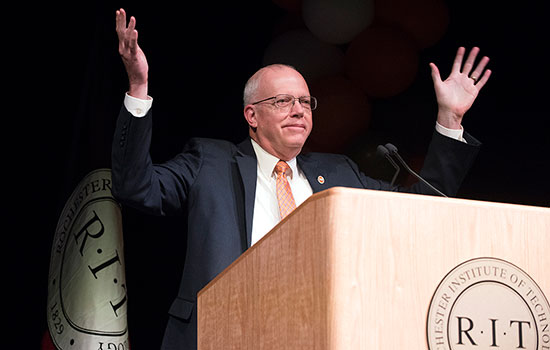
[111,106,480,349]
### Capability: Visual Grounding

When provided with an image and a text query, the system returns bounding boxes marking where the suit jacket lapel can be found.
[235,138,257,248]
[298,155,327,193]
[236,144,328,248]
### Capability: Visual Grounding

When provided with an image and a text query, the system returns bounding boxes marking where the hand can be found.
[429,47,491,129]
[116,8,149,99]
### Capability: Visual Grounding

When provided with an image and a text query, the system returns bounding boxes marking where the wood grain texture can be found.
[198,188,550,349]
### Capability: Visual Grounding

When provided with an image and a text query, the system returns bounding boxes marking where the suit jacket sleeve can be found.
[352,130,481,197]
[413,130,481,196]
[330,131,481,196]
[111,106,202,216]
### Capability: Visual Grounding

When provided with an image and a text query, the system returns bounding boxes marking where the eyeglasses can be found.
[251,94,318,111]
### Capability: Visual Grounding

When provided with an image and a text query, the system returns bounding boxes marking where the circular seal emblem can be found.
[47,169,129,349]
[427,257,550,350]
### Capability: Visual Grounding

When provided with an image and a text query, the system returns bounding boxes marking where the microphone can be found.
[376,145,400,187]
[383,143,448,198]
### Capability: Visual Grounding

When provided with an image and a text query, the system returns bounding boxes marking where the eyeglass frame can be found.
[250,94,318,111]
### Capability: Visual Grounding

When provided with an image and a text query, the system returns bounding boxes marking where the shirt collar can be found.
[250,138,297,179]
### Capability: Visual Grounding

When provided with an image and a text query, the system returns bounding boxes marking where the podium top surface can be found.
[306,187,549,213]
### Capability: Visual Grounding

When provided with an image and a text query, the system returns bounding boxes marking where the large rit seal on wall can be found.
[427,258,550,350]
[47,169,129,350]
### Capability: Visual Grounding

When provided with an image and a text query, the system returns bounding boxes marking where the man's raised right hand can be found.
[116,8,149,99]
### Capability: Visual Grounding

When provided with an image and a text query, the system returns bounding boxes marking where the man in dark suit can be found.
[113,8,491,350]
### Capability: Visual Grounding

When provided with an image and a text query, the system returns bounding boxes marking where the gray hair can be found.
[243,64,298,106]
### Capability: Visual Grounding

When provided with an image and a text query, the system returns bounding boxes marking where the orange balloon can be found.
[302,0,375,45]
[262,29,345,84]
[374,0,449,49]
[344,25,419,98]
[306,74,371,153]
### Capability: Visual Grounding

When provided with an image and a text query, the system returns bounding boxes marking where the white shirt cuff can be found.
[435,122,467,143]
[124,93,153,118]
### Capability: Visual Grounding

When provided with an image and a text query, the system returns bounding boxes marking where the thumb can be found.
[429,62,442,85]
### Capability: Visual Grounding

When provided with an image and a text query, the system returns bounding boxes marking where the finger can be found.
[429,62,442,84]
[451,47,466,74]
[123,16,137,51]
[115,8,127,33]
[462,47,480,75]
[127,15,136,33]
[474,69,492,90]
[469,56,490,82]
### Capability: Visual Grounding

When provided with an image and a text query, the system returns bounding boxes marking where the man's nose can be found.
[289,99,305,117]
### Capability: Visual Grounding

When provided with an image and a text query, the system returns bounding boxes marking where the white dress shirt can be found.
[123,93,467,244]
[249,139,313,245]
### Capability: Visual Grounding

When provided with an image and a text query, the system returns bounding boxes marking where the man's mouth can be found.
[283,123,306,129]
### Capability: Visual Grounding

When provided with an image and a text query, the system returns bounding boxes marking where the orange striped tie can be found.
[274,160,296,219]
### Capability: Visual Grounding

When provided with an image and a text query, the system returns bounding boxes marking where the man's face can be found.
[245,67,313,160]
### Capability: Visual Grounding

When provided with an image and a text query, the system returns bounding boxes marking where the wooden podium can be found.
[197,188,550,349]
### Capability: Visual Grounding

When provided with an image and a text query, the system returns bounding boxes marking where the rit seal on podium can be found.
[427,257,550,350]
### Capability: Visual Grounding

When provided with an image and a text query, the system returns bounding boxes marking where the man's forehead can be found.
[258,67,309,93]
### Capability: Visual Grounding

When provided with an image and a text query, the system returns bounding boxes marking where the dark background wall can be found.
[8,0,548,348]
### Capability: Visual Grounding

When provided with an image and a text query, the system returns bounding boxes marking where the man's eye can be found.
[276,97,292,104]
[300,98,311,106]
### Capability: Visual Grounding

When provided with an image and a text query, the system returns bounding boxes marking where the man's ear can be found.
[243,105,258,129]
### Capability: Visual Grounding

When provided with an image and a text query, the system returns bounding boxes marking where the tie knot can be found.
[274,160,291,178]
